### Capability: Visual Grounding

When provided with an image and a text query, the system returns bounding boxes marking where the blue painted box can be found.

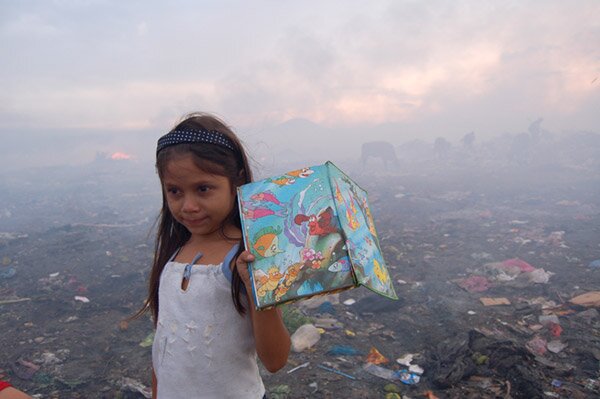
[238,162,397,310]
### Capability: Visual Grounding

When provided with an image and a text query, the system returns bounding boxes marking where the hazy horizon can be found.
[1,0,599,170]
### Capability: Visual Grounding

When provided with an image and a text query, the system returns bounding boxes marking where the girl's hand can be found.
[235,250,255,289]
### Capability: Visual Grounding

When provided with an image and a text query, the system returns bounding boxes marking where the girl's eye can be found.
[166,187,180,195]
[198,185,210,193]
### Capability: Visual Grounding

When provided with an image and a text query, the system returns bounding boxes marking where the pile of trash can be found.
[456,258,554,293]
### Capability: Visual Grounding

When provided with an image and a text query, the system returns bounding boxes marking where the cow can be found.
[434,137,452,159]
[361,141,399,170]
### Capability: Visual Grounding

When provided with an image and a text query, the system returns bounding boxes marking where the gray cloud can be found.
[0,0,598,171]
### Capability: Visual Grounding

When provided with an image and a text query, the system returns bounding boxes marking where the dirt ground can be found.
[1,154,599,398]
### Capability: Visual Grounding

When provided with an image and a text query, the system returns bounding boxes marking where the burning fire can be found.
[111,152,133,160]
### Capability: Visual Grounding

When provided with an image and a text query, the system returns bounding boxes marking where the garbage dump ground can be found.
[1,142,599,398]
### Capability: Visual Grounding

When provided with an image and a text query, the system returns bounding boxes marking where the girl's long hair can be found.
[134,113,253,324]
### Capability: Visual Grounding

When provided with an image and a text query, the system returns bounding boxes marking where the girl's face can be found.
[162,154,237,241]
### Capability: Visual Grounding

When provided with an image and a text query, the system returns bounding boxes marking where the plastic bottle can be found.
[291,324,321,352]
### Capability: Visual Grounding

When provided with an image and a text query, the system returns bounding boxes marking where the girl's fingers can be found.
[235,250,254,287]
[237,250,255,264]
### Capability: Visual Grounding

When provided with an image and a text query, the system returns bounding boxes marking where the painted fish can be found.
[286,167,314,179]
[328,259,351,272]
[335,182,344,203]
[345,207,361,230]
[251,191,283,206]
[270,176,296,186]
[243,204,286,220]
[373,259,390,284]
[253,226,284,258]
[362,198,378,237]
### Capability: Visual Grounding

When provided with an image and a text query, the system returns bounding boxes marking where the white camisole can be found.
[152,244,265,398]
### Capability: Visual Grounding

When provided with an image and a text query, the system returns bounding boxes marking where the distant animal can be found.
[361,141,399,169]
[509,132,532,166]
[434,137,451,159]
[461,132,475,149]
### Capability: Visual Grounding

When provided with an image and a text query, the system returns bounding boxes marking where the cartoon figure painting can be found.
[252,226,284,259]
[238,162,397,310]
[254,266,284,298]
[294,206,339,237]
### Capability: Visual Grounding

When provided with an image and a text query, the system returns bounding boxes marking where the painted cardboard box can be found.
[238,162,397,310]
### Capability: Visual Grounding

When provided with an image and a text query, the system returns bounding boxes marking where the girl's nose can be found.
[181,195,200,212]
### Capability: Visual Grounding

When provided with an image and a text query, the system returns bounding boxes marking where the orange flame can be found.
[111,152,132,160]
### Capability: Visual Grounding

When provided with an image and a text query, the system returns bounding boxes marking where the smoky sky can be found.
[0,0,599,169]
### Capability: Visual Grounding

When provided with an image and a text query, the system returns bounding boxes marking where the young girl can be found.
[139,113,290,398]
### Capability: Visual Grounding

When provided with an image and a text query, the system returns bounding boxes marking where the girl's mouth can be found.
[183,216,208,226]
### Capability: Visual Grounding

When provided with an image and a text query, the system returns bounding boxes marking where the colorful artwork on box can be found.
[238,162,397,309]
[328,164,395,297]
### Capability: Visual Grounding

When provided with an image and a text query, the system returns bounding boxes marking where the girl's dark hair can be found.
[135,112,253,324]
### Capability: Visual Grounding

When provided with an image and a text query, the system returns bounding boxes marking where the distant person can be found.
[0,381,32,399]
[135,113,290,398]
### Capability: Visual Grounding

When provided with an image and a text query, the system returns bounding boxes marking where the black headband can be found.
[156,128,237,155]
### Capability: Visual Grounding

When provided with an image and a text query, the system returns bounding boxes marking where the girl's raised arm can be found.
[235,251,291,372]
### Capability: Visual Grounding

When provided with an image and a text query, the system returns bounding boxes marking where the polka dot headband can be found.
[156,128,237,155]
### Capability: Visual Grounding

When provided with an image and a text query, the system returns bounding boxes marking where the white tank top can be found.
[152,244,265,398]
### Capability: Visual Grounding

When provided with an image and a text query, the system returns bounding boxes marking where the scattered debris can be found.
[287,362,310,374]
[118,377,151,398]
[291,324,321,352]
[139,332,154,348]
[366,346,389,364]
[0,297,31,305]
[456,275,491,292]
[326,345,362,356]
[12,359,40,380]
[0,267,16,279]
[73,296,90,303]
[2,146,600,397]
[317,364,356,380]
[479,297,511,306]
[570,291,600,307]
[269,384,292,399]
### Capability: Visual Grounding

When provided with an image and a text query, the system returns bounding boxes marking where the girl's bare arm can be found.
[236,251,290,372]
